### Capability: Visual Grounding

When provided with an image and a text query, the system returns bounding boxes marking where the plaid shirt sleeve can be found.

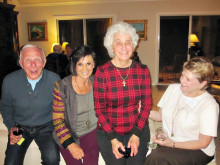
[131,64,152,137]
[94,66,116,139]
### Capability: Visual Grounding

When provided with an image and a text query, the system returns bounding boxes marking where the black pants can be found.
[97,124,150,165]
[4,121,60,165]
[145,146,214,165]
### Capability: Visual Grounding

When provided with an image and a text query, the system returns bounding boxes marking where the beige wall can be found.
[13,0,220,84]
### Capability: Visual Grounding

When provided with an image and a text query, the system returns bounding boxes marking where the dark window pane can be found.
[58,18,112,73]
[159,16,189,84]
[59,20,83,48]
[86,18,111,69]
[192,16,220,59]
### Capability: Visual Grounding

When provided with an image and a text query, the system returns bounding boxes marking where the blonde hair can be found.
[183,57,214,89]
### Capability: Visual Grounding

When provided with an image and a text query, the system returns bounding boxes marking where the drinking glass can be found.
[155,127,166,141]
[148,127,166,149]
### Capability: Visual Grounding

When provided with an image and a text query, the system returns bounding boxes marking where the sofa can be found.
[0,115,216,165]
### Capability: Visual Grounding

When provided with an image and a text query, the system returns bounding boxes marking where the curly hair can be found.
[104,22,139,58]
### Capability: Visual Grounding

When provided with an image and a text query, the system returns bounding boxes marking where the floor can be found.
[152,85,220,165]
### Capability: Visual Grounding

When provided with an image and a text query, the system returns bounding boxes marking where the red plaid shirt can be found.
[94,61,152,140]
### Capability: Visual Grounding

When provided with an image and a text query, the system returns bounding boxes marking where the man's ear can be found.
[43,59,47,68]
[19,60,23,69]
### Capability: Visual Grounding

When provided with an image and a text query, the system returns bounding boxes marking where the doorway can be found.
[159,16,189,84]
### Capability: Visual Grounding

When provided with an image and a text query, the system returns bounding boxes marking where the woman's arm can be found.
[128,66,152,156]
[53,83,85,158]
[134,66,152,137]
[155,133,212,150]
[94,66,126,159]
[94,66,115,139]
[53,83,74,148]
[149,108,162,122]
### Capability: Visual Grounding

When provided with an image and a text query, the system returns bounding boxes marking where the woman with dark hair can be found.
[53,45,99,165]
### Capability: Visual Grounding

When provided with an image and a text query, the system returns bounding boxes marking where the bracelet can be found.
[172,142,175,148]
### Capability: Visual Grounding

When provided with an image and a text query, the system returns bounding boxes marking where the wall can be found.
[12,0,220,84]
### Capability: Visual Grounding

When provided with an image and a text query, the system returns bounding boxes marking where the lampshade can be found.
[190,43,195,46]
[62,42,69,52]
[190,34,199,43]
[51,43,59,52]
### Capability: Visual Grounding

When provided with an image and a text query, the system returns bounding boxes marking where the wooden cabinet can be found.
[0,2,20,98]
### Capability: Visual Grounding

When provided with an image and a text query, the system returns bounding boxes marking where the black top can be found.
[45,53,69,79]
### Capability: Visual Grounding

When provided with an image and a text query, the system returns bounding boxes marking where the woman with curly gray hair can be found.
[94,22,152,165]
[104,22,139,58]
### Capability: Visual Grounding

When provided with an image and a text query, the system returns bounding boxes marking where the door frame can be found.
[53,14,117,44]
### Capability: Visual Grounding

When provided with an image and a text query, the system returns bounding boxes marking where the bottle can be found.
[12,124,25,145]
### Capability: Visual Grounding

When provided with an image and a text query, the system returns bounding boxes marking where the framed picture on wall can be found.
[124,20,148,40]
[27,22,48,41]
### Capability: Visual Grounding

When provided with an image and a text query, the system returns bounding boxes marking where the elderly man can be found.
[0,44,60,165]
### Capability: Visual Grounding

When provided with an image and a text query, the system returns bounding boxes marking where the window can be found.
[58,18,112,70]
[191,16,220,59]
[158,15,220,84]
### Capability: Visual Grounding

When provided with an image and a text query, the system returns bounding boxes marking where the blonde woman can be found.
[146,57,219,165]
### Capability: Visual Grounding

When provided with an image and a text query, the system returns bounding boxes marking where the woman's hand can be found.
[153,133,173,148]
[67,143,84,160]
[9,127,22,145]
[154,133,212,150]
[127,134,140,157]
[111,138,125,159]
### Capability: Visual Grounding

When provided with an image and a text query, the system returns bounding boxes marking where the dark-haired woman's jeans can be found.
[4,121,60,165]
[59,129,99,165]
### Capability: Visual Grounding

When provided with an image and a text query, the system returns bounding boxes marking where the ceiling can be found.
[12,0,160,7]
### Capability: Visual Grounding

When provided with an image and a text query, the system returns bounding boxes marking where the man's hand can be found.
[9,127,22,145]
[127,134,140,157]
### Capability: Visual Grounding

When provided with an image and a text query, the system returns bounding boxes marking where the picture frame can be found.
[124,20,148,40]
[28,22,48,41]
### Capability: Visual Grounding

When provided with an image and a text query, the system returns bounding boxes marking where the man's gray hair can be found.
[20,44,46,61]
[104,21,139,58]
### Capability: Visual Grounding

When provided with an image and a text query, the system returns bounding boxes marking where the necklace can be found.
[75,77,91,129]
[171,93,185,137]
[115,64,131,87]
